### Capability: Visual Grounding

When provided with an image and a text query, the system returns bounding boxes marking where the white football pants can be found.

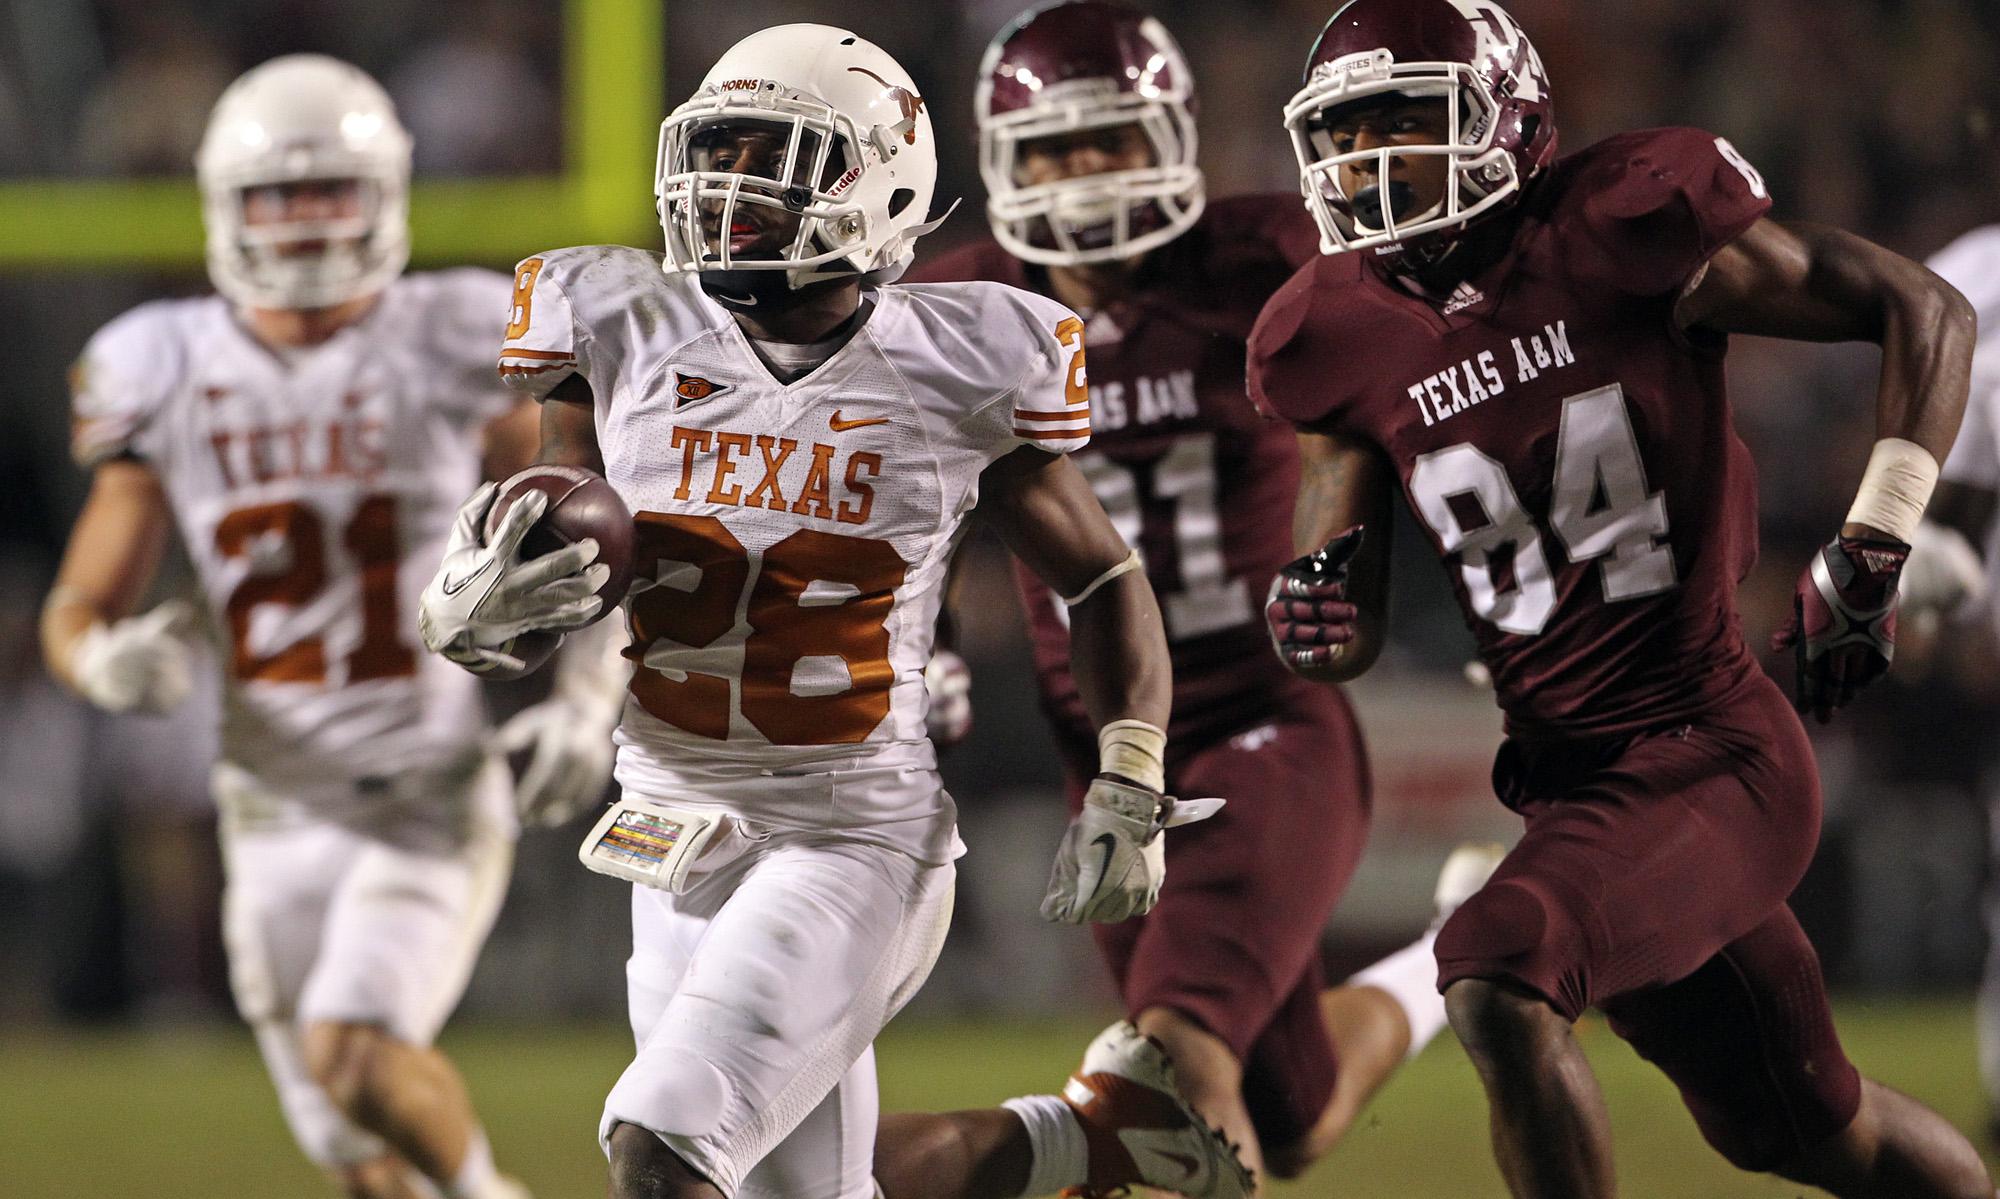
[219,757,514,1167]
[604,821,954,1198]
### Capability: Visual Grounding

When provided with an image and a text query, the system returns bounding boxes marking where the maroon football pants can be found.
[1060,681,1370,1150]
[1434,670,1863,1169]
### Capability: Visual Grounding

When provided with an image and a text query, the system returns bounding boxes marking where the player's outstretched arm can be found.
[1269,429,1397,684]
[41,458,194,712]
[1681,218,1979,718]
[1678,218,1975,464]
[980,445,1208,925]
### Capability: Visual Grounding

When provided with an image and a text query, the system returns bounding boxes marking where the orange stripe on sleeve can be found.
[1014,407,1090,422]
[499,347,575,362]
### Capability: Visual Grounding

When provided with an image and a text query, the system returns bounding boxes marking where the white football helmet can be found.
[976,1,1204,267]
[655,25,941,295]
[196,55,412,310]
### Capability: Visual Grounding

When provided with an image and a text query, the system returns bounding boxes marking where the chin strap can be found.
[899,197,960,242]
[698,267,851,313]
[700,199,964,308]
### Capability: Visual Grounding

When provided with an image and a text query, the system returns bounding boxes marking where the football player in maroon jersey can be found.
[873,3,1495,1195]
[1251,1,1991,1195]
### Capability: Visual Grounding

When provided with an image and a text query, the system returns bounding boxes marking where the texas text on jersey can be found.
[1252,126,1774,739]
[498,244,1090,862]
[913,194,1328,749]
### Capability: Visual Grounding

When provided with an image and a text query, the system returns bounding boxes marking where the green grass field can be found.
[2,999,1991,1198]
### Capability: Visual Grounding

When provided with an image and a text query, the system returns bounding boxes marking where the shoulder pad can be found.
[1246,254,1371,428]
[498,245,705,398]
[70,300,193,467]
[889,281,1091,453]
[1558,127,1772,297]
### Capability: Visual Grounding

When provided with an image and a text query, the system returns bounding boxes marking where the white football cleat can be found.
[1432,841,1508,925]
[1061,1020,1254,1199]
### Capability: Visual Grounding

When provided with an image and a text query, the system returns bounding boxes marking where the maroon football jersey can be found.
[1249,128,1775,738]
[911,194,1327,746]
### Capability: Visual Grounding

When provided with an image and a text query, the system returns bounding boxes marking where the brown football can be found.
[482,464,636,625]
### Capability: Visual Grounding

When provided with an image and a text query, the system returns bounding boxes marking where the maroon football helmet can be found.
[975,0,1204,266]
[1283,0,1556,256]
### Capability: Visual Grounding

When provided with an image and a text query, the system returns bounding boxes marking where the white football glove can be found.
[1900,518,1986,617]
[923,649,972,748]
[69,601,196,714]
[494,696,618,827]
[1040,776,1223,925]
[419,483,610,674]
[492,621,628,827]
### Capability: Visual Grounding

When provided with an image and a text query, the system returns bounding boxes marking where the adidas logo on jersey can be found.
[1440,282,1487,315]
[674,372,730,408]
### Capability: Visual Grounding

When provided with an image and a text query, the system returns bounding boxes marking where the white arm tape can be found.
[1063,549,1142,607]
[1098,718,1166,793]
[1845,437,1939,543]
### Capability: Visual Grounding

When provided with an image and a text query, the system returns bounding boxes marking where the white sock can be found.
[1000,1094,1087,1198]
[1352,929,1450,1058]
[443,1128,499,1199]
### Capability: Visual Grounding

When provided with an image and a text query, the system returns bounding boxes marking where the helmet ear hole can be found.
[889,188,915,217]
[1519,114,1542,147]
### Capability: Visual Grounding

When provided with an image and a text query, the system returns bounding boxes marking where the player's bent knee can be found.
[302,1020,396,1121]
[1766,1081,1989,1199]
[1444,977,1567,1068]
[608,1122,716,1199]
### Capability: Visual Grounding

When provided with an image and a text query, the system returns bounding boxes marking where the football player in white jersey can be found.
[40,56,622,1199]
[416,25,1245,1199]
[1900,224,2000,1145]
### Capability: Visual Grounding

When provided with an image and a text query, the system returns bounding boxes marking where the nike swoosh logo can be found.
[439,559,495,597]
[1086,832,1118,898]
[1160,1150,1200,1181]
[829,411,890,432]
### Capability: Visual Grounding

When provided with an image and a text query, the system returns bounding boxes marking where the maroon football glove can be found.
[1772,534,1909,723]
[1266,526,1364,672]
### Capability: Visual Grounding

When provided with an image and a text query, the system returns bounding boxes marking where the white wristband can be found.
[1063,549,1141,606]
[1098,718,1165,792]
[1845,437,1938,543]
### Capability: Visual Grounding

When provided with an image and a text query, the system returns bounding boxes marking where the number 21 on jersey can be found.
[213,495,413,683]
[1408,385,1675,635]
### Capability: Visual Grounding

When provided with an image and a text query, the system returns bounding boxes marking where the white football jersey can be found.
[500,246,1090,859]
[1928,227,2000,634]
[71,269,518,805]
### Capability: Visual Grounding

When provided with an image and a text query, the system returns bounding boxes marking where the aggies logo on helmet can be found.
[673,371,730,408]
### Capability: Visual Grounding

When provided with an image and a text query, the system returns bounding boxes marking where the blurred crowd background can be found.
[1,0,1997,1029]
